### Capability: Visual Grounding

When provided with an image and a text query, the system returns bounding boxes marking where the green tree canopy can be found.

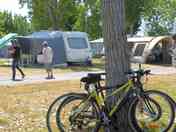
[142,0,176,36]
[20,0,171,38]
[125,0,145,35]
[20,0,80,31]
[0,11,31,36]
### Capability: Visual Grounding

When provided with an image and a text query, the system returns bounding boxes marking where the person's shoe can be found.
[50,75,55,79]
[22,74,25,79]
[45,77,50,79]
[12,78,16,81]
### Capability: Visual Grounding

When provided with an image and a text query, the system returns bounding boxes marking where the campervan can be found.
[63,32,92,64]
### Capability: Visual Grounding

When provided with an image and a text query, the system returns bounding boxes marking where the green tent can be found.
[0,33,18,49]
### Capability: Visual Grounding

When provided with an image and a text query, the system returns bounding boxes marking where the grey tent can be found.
[17,31,67,65]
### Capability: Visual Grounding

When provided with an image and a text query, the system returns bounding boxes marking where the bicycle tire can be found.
[56,93,99,132]
[128,90,175,132]
[46,93,86,132]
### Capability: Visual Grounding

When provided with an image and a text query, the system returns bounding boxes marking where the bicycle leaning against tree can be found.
[47,67,176,132]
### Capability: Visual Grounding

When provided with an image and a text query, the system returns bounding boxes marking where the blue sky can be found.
[0,0,28,16]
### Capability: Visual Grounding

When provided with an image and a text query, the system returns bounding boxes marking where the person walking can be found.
[9,39,25,81]
[42,41,54,79]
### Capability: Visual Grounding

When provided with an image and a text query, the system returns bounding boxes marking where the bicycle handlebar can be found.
[81,69,151,84]
[125,69,151,83]
[126,69,151,76]
[80,69,151,92]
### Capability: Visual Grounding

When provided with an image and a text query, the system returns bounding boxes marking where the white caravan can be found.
[63,32,92,64]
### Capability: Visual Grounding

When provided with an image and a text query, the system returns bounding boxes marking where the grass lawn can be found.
[0,80,82,132]
[0,74,175,131]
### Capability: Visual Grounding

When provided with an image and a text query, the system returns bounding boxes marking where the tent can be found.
[90,36,174,64]
[0,33,17,49]
[17,31,67,65]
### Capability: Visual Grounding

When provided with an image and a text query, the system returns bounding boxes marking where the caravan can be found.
[63,32,92,64]
[18,31,92,66]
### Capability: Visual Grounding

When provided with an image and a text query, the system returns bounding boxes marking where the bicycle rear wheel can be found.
[128,90,175,132]
[56,93,99,132]
[46,93,85,132]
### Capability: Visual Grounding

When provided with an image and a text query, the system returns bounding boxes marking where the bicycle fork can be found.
[138,94,160,120]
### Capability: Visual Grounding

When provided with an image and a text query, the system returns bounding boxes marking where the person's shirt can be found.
[42,46,53,64]
[11,46,21,60]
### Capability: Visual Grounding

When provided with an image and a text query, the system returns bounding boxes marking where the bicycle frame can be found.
[87,79,134,117]
[75,79,140,121]
[106,80,133,117]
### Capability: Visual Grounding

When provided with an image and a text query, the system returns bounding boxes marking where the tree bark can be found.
[102,0,132,131]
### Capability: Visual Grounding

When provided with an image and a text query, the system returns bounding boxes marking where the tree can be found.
[20,0,80,31]
[12,15,32,35]
[74,0,146,38]
[142,0,176,36]
[74,0,102,39]
[19,0,147,39]
[0,11,13,35]
[31,0,51,30]
[125,0,145,35]
[18,0,103,39]
[0,11,31,36]
[102,0,131,131]
[56,0,79,30]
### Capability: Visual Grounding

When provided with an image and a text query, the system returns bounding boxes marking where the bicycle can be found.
[48,68,175,132]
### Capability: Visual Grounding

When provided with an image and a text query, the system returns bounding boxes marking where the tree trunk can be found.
[102,0,132,131]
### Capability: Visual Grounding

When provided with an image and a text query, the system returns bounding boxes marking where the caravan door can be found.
[63,32,92,63]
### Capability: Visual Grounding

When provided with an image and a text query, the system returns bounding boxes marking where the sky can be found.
[0,0,28,16]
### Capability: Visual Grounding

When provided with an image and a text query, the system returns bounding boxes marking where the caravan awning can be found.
[0,33,18,49]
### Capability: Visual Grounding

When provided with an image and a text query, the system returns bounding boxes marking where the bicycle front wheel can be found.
[128,90,175,132]
[56,93,99,132]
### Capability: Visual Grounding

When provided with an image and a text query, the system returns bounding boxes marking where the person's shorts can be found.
[44,63,52,70]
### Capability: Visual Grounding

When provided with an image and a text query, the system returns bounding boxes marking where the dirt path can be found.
[146,65,176,74]
[0,71,103,86]
[0,65,176,86]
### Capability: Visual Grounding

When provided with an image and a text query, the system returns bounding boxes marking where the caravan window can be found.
[67,38,88,49]
[134,43,146,56]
